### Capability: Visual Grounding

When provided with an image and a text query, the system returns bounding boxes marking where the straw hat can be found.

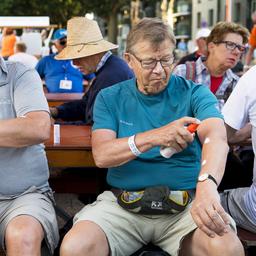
[56,17,118,60]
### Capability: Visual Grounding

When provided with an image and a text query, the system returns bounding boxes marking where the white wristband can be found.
[128,135,142,156]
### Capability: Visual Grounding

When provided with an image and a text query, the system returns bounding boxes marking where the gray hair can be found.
[126,18,176,53]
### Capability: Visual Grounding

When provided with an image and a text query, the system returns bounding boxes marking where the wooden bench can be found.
[237,227,256,255]
[45,92,83,107]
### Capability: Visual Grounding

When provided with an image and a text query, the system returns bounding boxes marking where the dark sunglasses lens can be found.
[59,40,66,46]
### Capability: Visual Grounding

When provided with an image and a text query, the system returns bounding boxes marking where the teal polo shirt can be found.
[93,75,222,190]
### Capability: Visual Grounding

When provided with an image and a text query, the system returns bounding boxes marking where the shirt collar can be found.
[96,51,112,72]
[196,56,238,81]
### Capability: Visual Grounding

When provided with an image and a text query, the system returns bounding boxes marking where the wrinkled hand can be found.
[155,116,199,152]
[191,182,231,237]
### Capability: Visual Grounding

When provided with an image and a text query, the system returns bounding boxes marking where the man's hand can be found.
[50,107,58,119]
[152,116,199,153]
[191,181,231,237]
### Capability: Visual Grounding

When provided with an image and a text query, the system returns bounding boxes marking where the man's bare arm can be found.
[0,111,51,147]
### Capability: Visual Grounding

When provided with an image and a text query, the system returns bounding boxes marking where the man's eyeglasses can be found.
[214,40,247,53]
[130,53,174,70]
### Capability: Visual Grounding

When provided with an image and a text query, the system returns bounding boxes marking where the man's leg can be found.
[60,220,109,256]
[5,215,44,256]
[179,228,244,256]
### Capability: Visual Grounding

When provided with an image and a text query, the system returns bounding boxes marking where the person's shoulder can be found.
[106,55,131,70]
[177,52,197,65]
[171,74,206,95]
[99,77,135,96]
[38,53,55,63]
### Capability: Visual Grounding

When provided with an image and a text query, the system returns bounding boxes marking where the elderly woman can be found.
[173,21,249,110]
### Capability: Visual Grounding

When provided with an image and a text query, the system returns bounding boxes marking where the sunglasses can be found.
[59,39,67,46]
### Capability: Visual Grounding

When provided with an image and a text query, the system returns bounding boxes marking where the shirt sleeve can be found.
[92,90,117,132]
[191,83,223,121]
[221,67,256,130]
[14,64,49,116]
[249,26,256,49]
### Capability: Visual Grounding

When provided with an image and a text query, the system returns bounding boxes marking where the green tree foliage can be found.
[0,0,84,26]
[0,0,159,42]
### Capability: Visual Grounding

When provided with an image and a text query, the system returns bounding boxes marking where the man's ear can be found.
[123,53,133,69]
[207,42,215,52]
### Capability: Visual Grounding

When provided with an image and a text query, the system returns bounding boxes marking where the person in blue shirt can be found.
[60,18,244,256]
[36,28,85,93]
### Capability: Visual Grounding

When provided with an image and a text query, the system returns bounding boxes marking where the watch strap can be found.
[207,174,218,186]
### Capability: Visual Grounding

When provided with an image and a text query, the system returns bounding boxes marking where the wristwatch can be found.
[198,173,218,186]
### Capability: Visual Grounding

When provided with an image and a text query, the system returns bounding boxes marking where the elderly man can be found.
[177,27,211,65]
[60,18,244,256]
[50,17,133,124]
[36,28,86,93]
[221,65,256,234]
[174,21,249,110]
[0,57,58,254]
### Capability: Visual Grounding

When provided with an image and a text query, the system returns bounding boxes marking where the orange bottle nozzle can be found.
[187,123,200,133]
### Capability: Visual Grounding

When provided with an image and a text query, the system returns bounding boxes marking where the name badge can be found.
[59,80,72,90]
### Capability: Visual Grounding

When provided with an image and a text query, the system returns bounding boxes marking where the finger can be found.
[213,202,231,226]
[175,136,188,150]
[205,207,227,236]
[192,212,216,238]
[179,116,201,126]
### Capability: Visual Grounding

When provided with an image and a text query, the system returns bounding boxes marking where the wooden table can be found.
[45,125,105,195]
[45,93,84,107]
[45,125,95,168]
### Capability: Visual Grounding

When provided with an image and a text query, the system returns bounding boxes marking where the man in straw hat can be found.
[60,18,244,256]
[51,17,134,124]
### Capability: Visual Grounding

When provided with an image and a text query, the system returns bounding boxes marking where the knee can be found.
[60,231,95,256]
[5,221,42,250]
[207,233,244,256]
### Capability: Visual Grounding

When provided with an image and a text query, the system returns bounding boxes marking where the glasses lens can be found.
[225,41,245,53]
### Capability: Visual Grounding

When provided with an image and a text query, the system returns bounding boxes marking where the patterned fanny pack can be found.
[116,186,194,215]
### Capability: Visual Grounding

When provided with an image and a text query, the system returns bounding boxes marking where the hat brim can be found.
[55,40,118,60]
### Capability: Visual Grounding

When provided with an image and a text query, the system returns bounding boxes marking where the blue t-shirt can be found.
[93,75,222,190]
[36,53,84,93]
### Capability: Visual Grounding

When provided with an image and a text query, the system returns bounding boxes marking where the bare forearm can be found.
[245,47,254,66]
[0,114,50,147]
[92,130,154,168]
[228,123,251,144]
[199,137,229,185]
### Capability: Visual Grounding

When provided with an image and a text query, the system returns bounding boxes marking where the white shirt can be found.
[8,52,38,69]
[222,65,256,223]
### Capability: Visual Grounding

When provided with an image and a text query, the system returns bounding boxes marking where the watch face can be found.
[198,173,208,181]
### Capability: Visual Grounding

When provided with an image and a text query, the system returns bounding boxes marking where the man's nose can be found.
[152,61,164,73]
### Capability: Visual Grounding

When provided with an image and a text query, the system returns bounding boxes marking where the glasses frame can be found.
[130,52,174,70]
[214,40,247,53]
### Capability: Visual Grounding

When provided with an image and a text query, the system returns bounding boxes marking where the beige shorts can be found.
[74,191,199,256]
[0,188,59,254]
